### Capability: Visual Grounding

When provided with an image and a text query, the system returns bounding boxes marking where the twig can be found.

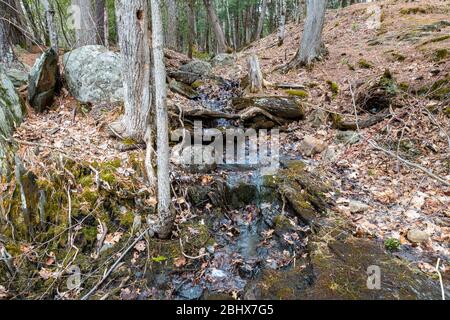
[80,227,152,300]
[436,258,445,300]
[368,139,450,187]
[179,237,209,260]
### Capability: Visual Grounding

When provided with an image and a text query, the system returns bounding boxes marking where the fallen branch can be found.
[80,227,151,300]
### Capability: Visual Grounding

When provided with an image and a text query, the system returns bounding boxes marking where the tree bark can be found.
[284,0,327,70]
[150,0,173,239]
[73,0,98,47]
[255,0,268,41]
[0,0,28,48]
[95,0,106,46]
[247,54,263,93]
[110,0,152,143]
[187,0,196,58]
[166,0,178,50]
[277,0,287,46]
[203,0,228,53]
[0,17,16,68]
[41,0,58,52]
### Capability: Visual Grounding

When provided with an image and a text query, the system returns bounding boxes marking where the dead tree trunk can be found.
[277,0,287,46]
[247,54,263,93]
[203,0,228,53]
[283,0,327,70]
[0,0,28,48]
[73,0,98,47]
[149,0,173,239]
[110,0,152,143]
[166,0,178,50]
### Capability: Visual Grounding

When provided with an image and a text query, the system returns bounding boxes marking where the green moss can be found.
[273,215,292,231]
[433,48,448,61]
[82,226,98,243]
[119,211,135,227]
[151,255,168,263]
[444,107,450,118]
[191,80,204,89]
[121,138,137,146]
[398,82,409,91]
[420,35,450,46]
[379,69,399,94]
[81,189,99,205]
[326,80,339,97]
[400,7,427,15]
[358,59,373,69]
[418,77,450,100]
[385,238,401,251]
[285,89,309,99]
[391,52,406,62]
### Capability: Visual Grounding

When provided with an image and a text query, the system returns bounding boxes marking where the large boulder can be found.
[28,48,58,112]
[0,66,24,175]
[6,68,28,87]
[211,53,234,67]
[179,59,212,76]
[63,45,123,104]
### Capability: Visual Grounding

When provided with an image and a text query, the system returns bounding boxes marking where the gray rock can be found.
[180,59,212,76]
[63,45,124,104]
[0,65,24,175]
[336,130,360,145]
[349,200,370,213]
[178,283,204,300]
[28,48,58,112]
[407,229,429,243]
[169,79,198,99]
[299,135,327,156]
[6,68,28,87]
[211,53,234,67]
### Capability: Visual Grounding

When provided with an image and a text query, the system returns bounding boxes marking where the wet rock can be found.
[63,45,123,104]
[178,283,204,300]
[299,135,327,156]
[349,200,370,213]
[336,130,360,145]
[28,48,58,112]
[169,79,198,99]
[407,229,429,243]
[211,53,234,67]
[180,60,212,76]
[6,68,28,87]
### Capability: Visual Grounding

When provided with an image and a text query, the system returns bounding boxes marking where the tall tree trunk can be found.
[22,0,42,44]
[0,0,28,48]
[277,0,287,46]
[202,0,228,53]
[110,0,152,143]
[95,0,106,46]
[41,0,58,52]
[284,0,327,70]
[73,0,98,47]
[187,0,196,58]
[166,0,178,50]
[149,0,172,239]
[255,0,268,41]
[0,17,16,68]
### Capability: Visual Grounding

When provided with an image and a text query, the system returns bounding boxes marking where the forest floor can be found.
[2,0,448,299]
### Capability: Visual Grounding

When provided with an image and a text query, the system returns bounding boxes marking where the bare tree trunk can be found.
[103,6,109,49]
[203,0,228,53]
[283,0,327,70]
[22,0,42,44]
[277,0,286,46]
[149,0,173,239]
[95,0,106,46]
[187,0,196,58]
[0,17,16,67]
[41,0,58,52]
[166,0,178,50]
[73,0,98,47]
[110,0,152,143]
[0,0,28,48]
[248,54,263,93]
[255,0,268,41]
